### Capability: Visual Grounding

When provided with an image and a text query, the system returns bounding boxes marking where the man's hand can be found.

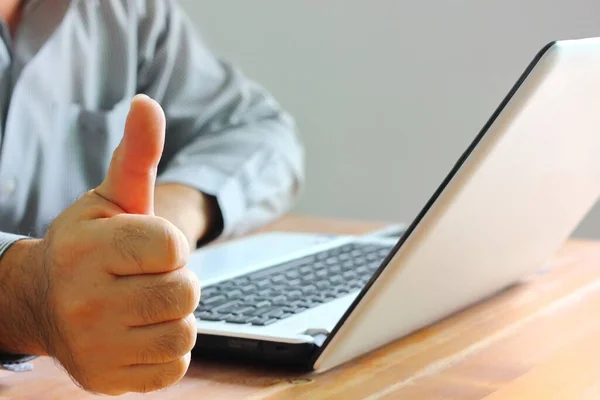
[0,95,200,395]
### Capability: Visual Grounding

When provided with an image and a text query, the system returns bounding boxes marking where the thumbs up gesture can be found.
[7,95,201,395]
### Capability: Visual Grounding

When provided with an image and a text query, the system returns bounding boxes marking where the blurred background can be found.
[180,0,600,238]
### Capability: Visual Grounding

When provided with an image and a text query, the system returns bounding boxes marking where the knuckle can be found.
[112,220,149,271]
[179,270,202,315]
[138,318,196,365]
[155,356,190,390]
[83,378,126,397]
[48,231,85,270]
[130,271,195,324]
[160,318,197,358]
[171,356,191,383]
[158,219,188,268]
[129,284,164,324]
[182,315,198,352]
[61,296,103,326]
[135,361,185,394]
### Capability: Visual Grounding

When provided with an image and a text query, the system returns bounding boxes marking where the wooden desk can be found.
[3,215,600,399]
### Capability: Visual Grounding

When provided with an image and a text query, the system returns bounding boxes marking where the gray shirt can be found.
[0,0,304,258]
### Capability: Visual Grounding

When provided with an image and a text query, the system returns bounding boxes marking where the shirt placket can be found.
[0,21,15,200]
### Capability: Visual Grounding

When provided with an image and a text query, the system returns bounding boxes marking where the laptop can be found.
[188,37,600,372]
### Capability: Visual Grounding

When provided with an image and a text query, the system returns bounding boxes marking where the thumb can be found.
[95,94,166,215]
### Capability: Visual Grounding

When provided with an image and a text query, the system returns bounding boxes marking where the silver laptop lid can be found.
[313,37,600,372]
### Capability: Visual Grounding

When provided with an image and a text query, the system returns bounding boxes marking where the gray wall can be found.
[179,0,600,238]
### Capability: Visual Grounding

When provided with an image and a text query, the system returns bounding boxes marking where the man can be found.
[0,0,303,396]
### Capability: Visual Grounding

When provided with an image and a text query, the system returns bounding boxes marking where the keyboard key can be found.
[271,285,287,293]
[291,300,310,308]
[316,281,330,290]
[356,266,369,274]
[272,274,286,283]
[330,276,344,285]
[330,248,342,256]
[202,295,227,305]
[286,271,300,279]
[241,284,258,294]
[250,306,275,317]
[302,285,317,295]
[300,266,312,274]
[302,273,316,282]
[288,279,302,286]
[288,290,303,299]
[307,295,326,304]
[255,279,271,289]
[342,261,354,270]
[378,249,391,257]
[304,300,321,309]
[226,289,243,299]
[201,287,220,297]
[282,306,306,314]
[354,257,367,265]
[231,306,255,315]
[224,315,253,324]
[218,281,236,289]
[366,253,380,261]
[232,277,250,285]
[251,317,278,326]
[343,271,357,280]
[242,295,258,303]
[213,301,242,313]
[346,279,364,289]
[349,281,363,290]
[325,257,338,265]
[368,261,381,270]
[196,312,223,322]
[258,288,274,297]
[315,269,328,278]
[255,301,272,308]
[271,295,288,305]
[265,308,285,318]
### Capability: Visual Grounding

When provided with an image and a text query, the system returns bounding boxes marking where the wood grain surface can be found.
[2,215,599,399]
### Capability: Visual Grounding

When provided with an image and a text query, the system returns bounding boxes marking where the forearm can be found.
[0,238,48,356]
[154,183,222,247]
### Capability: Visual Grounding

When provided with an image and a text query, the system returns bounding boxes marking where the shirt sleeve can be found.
[0,233,37,371]
[135,0,305,239]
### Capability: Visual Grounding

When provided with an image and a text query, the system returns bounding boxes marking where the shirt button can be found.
[0,179,16,197]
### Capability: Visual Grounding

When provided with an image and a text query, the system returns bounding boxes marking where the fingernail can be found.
[131,93,150,105]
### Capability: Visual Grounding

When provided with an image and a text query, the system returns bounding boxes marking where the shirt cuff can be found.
[0,354,36,372]
[0,232,29,256]
[157,165,245,239]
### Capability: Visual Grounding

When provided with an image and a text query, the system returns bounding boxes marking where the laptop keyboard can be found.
[195,242,393,326]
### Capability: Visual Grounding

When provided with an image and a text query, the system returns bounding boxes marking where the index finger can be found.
[89,214,190,276]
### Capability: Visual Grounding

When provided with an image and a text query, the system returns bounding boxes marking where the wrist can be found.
[0,239,50,356]
[154,183,222,246]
